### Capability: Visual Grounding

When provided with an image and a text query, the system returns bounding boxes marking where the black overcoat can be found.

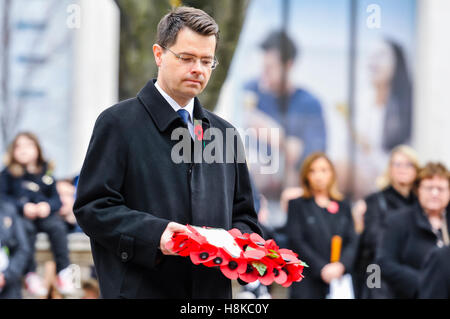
[73,79,261,299]
[377,203,450,298]
[285,197,358,298]
[354,186,416,298]
[418,245,450,299]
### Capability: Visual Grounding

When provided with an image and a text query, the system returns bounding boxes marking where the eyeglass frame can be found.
[160,45,219,70]
[419,185,450,194]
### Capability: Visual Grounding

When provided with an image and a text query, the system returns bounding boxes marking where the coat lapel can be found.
[137,79,181,132]
[137,79,211,133]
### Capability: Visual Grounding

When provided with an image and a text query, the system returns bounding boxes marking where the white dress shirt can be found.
[155,81,194,139]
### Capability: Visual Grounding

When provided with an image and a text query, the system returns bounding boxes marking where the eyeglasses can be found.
[162,46,219,70]
[420,185,449,194]
[391,161,415,169]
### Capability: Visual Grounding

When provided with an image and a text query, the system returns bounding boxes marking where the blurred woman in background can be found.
[377,162,450,298]
[0,132,75,298]
[353,39,413,199]
[353,145,419,298]
[0,201,30,298]
[286,152,358,298]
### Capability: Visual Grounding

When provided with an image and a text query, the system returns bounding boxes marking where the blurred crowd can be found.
[235,30,449,299]
[1,131,448,300]
[0,132,99,299]
[250,147,449,299]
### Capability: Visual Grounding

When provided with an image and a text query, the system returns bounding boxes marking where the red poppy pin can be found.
[193,121,204,141]
[327,201,339,214]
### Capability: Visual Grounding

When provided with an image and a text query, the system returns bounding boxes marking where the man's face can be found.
[261,50,292,94]
[154,27,216,106]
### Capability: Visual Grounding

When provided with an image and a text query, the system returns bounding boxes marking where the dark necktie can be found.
[177,109,190,125]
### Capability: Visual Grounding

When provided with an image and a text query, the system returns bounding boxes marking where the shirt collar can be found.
[155,81,194,124]
[137,79,210,133]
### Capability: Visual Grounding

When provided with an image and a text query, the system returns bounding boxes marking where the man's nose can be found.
[190,59,204,74]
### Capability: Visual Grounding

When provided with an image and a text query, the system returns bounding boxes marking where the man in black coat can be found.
[74,7,261,299]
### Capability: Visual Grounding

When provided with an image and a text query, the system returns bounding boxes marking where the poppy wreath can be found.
[166,225,308,287]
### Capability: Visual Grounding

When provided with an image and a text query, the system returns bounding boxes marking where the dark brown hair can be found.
[299,152,343,201]
[415,162,450,192]
[3,132,48,177]
[156,6,219,50]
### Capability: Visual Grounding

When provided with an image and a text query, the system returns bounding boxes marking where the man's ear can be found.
[153,44,163,67]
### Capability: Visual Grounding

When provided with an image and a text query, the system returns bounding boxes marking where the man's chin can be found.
[181,87,203,98]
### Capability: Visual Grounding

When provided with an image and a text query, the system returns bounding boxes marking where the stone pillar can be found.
[414,0,450,167]
[69,0,120,177]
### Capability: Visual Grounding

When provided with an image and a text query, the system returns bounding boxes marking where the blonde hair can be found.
[299,152,343,201]
[376,144,420,190]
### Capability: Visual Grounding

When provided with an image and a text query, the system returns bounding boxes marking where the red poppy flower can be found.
[181,239,202,257]
[165,232,186,252]
[194,124,203,141]
[273,267,289,285]
[264,239,279,252]
[249,233,266,247]
[190,244,218,265]
[327,201,339,214]
[166,232,195,256]
[229,230,251,249]
[220,257,247,280]
[279,248,300,264]
[243,247,266,260]
[186,225,208,245]
[238,263,260,283]
[203,248,230,267]
[281,263,305,288]
[258,260,275,286]
[228,228,243,238]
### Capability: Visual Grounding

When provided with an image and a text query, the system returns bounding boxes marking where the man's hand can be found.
[23,203,38,220]
[36,202,51,219]
[160,222,189,256]
[320,262,345,284]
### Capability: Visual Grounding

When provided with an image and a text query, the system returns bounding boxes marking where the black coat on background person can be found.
[377,203,450,299]
[0,163,68,274]
[418,245,450,299]
[0,163,62,216]
[0,201,30,299]
[73,79,261,299]
[354,186,416,298]
[286,197,358,299]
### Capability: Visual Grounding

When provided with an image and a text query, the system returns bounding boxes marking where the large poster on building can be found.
[215,0,416,222]
[350,0,416,199]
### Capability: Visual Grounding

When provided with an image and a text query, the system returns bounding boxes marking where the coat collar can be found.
[137,79,210,132]
[383,186,416,207]
[413,202,449,235]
